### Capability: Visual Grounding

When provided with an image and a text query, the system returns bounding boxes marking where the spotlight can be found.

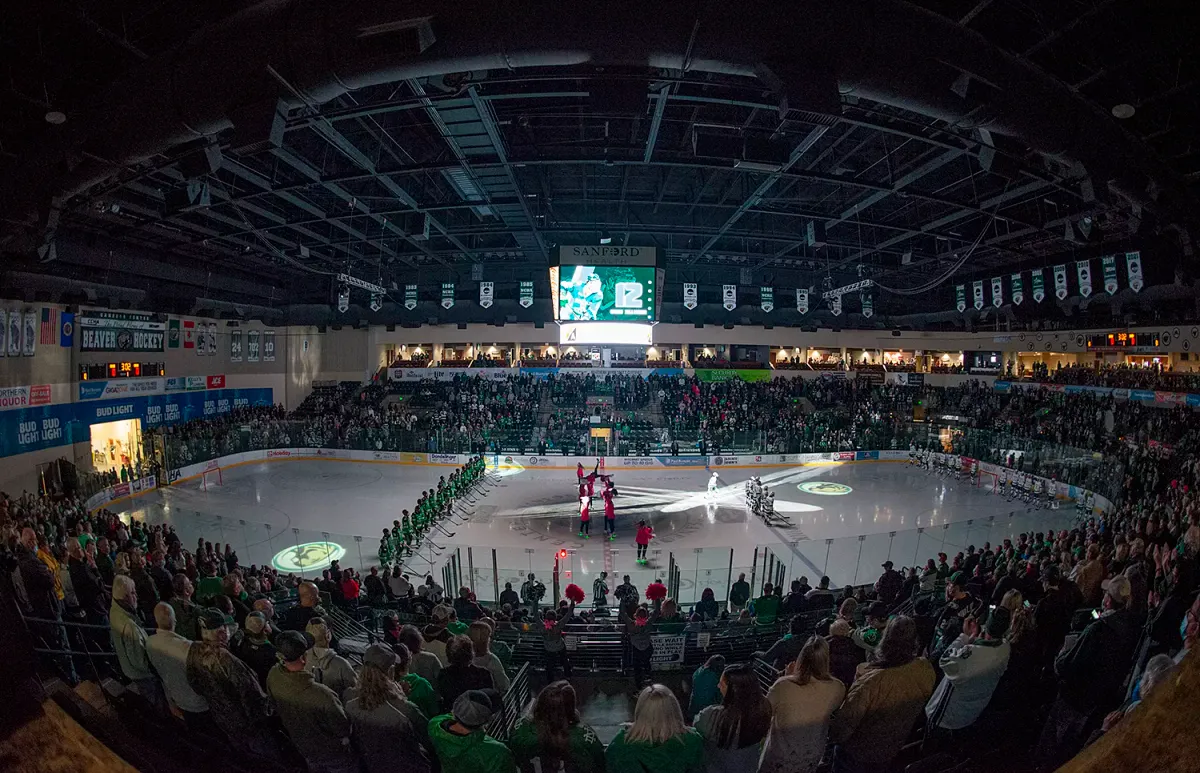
[599,231,612,245]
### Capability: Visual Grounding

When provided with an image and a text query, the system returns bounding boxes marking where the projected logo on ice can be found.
[272,542,346,572]
[798,481,853,496]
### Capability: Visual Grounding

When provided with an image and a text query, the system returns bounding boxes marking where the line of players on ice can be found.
[906,444,1090,512]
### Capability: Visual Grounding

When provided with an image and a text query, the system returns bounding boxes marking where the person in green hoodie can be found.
[509,680,605,773]
[752,583,781,625]
[428,689,517,773]
[607,684,704,773]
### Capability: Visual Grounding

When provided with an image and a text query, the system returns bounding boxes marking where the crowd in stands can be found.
[1020,361,1200,392]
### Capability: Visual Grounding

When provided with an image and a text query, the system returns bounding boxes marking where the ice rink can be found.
[115,458,1080,605]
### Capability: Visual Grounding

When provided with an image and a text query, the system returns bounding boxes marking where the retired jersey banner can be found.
[404,284,418,310]
[479,281,494,309]
[955,284,966,313]
[682,283,698,310]
[1053,264,1068,300]
[247,331,260,362]
[441,283,455,310]
[1076,260,1092,298]
[22,311,36,356]
[860,292,873,318]
[1031,268,1045,303]
[1102,255,1119,295]
[1126,251,1143,292]
[722,284,736,311]
[263,331,276,362]
[206,322,218,355]
[519,281,534,308]
[760,286,774,313]
[230,330,243,362]
[829,294,842,316]
[1011,273,1024,305]
[991,276,1003,308]
[796,288,809,314]
[972,280,984,310]
[5,311,17,357]
[168,318,180,348]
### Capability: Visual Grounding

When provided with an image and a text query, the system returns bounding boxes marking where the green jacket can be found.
[402,672,439,719]
[752,594,781,624]
[508,717,605,773]
[428,715,517,773]
[266,665,353,767]
[605,727,704,773]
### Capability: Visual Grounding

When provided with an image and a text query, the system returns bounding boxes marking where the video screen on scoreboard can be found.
[553,265,656,321]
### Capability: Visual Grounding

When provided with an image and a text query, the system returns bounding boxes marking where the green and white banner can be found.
[722,284,736,311]
[972,280,984,310]
[1053,264,1068,300]
[479,281,494,309]
[682,283,698,310]
[1076,260,1092,298]
[829,294,842,316]
[760,286,774,313]
[440,282,455,310]
[1102,255,1118,295]
[1031,268,1045,303]
[404,284,418,310]
[1011,273,1024,305]
[796,288,809,314]
[1126,251,1143,292]
[860,291,873,318]
[955,284,966,313]
[991,276,1003,308]
[519,281,534,308]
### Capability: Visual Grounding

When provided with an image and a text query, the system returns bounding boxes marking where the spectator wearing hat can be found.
[345,643,433,773]
[875,561,903,606]
[423,605,455,664]
[926,606,1012,730]
[306,617,358,700]
[851,602,891,655]
[928,571,982,663]
[236,611,278,688]
[1036,573,1142,765]
[428,689,516,773]
[145,601,213,733]
[186,607,276,757]
[268,630,355,773]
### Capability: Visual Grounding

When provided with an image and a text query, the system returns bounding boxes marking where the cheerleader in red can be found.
[578,495,592,538]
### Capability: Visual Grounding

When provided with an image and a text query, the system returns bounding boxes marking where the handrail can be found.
[485,661,532,742]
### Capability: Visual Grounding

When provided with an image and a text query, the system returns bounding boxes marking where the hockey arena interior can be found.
[2,4,1199,772]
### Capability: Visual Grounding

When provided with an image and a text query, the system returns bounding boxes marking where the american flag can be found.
[39,307,58,345]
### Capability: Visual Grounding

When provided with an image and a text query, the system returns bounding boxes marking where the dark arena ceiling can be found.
[1,0,1197,329]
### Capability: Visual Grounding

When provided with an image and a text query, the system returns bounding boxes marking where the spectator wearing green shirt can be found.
[428,689,516,773]
[393,642,438,719]
[508,681,605,773]
[752,583,782,625]
[607,684,704,773]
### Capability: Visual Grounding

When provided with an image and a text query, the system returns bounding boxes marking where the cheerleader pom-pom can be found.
[564,583,586,604]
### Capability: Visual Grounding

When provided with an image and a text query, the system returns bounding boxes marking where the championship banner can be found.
[441,282,455,310]
[972,280,984,310]
[1102,255,1119,295]
[722,284,736,311]
[22,311,36,356]
[206,322,218,355]
[991,276,1003,308]
[230,330,243,362]
[829,294,842,316]
[796,288,809,314]
[168,318,180,348]
[1076,260,1092,298]
[1031,268,1045,303]
[519,281,534,308]
[860,291,873,318]
[1011,273,1024,305]
[479,281,494,309]
[247,331,260,362]
[955,284,966,313]
[682,282,698,310]
[263,331,276,362]
[760,286,774,313]
[6,311,19,357]
[1126,251,1143,292]
[1053,264,1068,300]
[404,284,418,310]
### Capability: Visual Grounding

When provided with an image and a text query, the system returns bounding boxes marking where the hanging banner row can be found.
[955,252,1143,312]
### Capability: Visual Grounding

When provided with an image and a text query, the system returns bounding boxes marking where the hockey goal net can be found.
[199,466,223,491]
[976,469,999,494]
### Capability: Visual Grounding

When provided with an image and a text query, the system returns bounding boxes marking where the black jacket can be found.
[68,556,106,616]
[16,546,60,619]
[1055,608,1141,713]
[437,664,494,712]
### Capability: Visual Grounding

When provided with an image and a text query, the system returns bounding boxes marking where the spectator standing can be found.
[850,601,890,656]
[169,574,200,641]
[281,581,328,631]
[235,611,278,688]
[186,607,276,756]
[606,684,704,773]
[388,568,412,600]
[829,616,936,773]
[542,602,576,682]
[390,643,439,719]
[928,572,981,662]
[624,607,657,686]
[509,680,606,773]
[16,527,74,683]
[423,606,454,664]
[826,620,866,689]
[145,602,213,733]
[401,624,443,686]
[694,587,719,620]
[752,583,781,624]
[804,576,836,611]
[438,634,495,712]
[782,580,808,615]
[469,621,510,692]
[761,636,846,773]
[688,654,726,719]
[729,573,750,612]
[345,643,432,773]
[364,567,387,605]
[1072,544,1105,607]
[875,561,903,605]
[306,617,358,700]
[926,607,1012,730]
[498,582,520,608]
[428,689,517,773]
[1034,565,1083,669]
[694,663,772,773]
[268,630,356,773]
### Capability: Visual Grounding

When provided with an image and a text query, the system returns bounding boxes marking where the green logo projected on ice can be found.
[272,542,346,572]
[798,481,853,496]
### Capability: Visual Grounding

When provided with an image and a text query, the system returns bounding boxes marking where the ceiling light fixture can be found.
[1111,103,1135,119]
[44,110,67,125]
[599,231,612,245]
